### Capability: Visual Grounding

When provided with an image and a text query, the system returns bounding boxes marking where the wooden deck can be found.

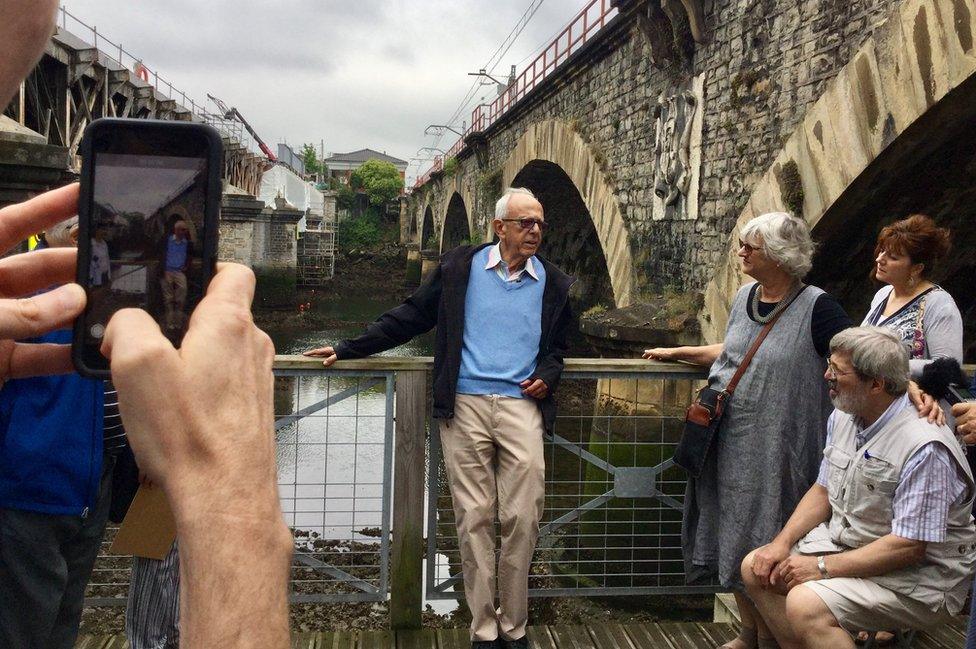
[74,618,970,648]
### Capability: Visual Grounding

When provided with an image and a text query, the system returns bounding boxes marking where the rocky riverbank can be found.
[253,243,411,332]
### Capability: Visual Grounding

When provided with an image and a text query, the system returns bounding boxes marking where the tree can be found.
[300,143,321,175]
[350,159,404,206]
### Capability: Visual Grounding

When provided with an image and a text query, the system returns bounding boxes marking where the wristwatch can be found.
[817,555,831,579]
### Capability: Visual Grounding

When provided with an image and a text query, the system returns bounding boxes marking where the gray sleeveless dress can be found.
[683,283,832,589]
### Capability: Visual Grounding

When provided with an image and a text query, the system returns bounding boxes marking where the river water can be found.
[263,295,455,608]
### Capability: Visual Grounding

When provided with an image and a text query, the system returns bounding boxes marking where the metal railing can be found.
[56,6,259,153]
[85,357,710,619]
[413,0,619,190]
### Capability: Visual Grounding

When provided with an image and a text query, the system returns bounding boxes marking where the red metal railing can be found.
[413,0,617,190]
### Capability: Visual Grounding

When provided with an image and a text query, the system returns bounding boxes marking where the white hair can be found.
[494,187,537,220]
[45,216,78,248]
[740,211,816,279]
[829,326,910,396]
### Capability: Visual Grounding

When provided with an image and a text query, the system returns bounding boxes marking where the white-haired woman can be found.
[644,212,852,649]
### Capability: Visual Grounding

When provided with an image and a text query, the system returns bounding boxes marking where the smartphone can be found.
[73,118,223,378]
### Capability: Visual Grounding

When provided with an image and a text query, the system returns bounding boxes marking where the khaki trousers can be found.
[439,394,545,642]
[160,270,187,331]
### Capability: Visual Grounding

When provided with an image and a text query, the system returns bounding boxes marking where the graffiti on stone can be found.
[652,77,702,220]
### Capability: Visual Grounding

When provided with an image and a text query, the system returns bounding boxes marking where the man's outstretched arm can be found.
[103,263,291,649]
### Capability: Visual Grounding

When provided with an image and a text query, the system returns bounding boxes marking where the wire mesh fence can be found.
[426,369,717,599]
[275,370,394,603]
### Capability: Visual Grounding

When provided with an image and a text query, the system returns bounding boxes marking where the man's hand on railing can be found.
[303,344,338,366]
[101,262,291,649]
[0,183,87,383]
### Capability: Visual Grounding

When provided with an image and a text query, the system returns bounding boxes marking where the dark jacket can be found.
[335,243,575,432]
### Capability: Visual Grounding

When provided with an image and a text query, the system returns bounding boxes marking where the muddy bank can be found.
[253,244,410,332]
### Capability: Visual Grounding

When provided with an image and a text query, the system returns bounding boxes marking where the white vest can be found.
[823,406,976,613]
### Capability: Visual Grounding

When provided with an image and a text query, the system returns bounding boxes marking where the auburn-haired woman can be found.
[863,214,962,377]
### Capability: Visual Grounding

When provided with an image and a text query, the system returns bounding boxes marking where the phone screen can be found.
[73,120,223,378]
[83,151,208,349]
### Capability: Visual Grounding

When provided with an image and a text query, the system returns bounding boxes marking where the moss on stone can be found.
[775,159,805,217]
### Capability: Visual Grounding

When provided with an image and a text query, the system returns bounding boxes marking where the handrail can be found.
[55,6,260,154]
[273,355,708,375]
[413,0,618,190]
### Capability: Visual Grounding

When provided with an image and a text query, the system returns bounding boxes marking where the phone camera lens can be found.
[90,324,105,339]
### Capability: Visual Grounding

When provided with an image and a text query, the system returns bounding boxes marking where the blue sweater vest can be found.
[457,247,546,398]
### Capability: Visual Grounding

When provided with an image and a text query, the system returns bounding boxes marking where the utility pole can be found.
[319,139,325,184]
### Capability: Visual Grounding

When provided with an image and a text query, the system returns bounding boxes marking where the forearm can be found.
[177,509,293,648]
[772,485,831,547]
[823,534,926,579]
[674,343,724,367]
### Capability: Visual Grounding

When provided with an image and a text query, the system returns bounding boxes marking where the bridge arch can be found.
[420,205,435,251]
[440,192,471,252]
[700,0,976,346]
[500,119,634,307]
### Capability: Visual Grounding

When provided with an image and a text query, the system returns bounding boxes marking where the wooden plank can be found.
[694,623,736,646]
[550,625,597,649]
[621,623,675,649]
[358,629,395,649]
[396,629,437,649]
[434,627,468,649]
[527,626,558,649]
[586,622,637,649]
[658,622,710,649]
[921,623,966,647]
[390,370,426,630]
[333,630,358,649]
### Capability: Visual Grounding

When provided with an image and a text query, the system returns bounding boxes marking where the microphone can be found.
[917,357,968,401]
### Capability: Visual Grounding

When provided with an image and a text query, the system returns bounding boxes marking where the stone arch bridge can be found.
[407,0,976,357]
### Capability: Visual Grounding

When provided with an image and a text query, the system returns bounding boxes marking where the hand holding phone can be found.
[73,119,222,378]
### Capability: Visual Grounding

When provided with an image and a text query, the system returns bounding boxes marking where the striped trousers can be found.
[126,542,180,649]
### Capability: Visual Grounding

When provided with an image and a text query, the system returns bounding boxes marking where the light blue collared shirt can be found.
[485,243,539,283]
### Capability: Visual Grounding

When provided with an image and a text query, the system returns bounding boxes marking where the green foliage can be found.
[477,168,503,201]
[442,157,458,176]
[338,209,382,249]
[300,143,321,175]
[336,185,357,211]
[350,159,404,206]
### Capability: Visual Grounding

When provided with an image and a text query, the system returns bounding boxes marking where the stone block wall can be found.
[415,0,901,300]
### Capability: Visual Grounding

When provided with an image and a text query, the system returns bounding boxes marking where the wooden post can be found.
[390,370,426,630]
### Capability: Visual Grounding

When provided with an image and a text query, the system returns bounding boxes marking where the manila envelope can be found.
[110,485,177,560]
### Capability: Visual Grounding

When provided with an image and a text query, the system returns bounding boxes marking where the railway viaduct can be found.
[407,0,976,354]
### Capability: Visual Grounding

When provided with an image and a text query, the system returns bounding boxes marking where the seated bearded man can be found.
[740,326,976,649]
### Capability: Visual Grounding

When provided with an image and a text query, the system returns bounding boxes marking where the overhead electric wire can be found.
[410,0,547,184]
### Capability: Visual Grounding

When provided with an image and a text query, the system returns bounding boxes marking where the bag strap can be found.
[725,285,807,397]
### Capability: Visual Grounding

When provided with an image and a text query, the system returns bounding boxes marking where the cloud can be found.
[60,0,595,183]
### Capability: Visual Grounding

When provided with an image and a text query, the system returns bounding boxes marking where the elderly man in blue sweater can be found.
[306,187,575,649]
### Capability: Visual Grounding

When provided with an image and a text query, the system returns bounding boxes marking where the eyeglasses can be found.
[738,240,760,254]
[825,357,858,380]
[502,218,549,232]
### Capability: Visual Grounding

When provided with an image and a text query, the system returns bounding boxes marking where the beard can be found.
[830,385,868,416]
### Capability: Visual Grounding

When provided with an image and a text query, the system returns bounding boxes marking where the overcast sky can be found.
[60,0,593,184]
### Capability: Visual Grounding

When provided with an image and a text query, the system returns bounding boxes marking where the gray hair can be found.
[829,326,910,396]
[44,216,78,248]
[494,187,537,220]
[739,211,816,279]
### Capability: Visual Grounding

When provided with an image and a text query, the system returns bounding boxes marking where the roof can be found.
[324,149,407,166]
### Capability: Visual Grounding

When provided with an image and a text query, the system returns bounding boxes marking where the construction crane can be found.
[207,93,278,163]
